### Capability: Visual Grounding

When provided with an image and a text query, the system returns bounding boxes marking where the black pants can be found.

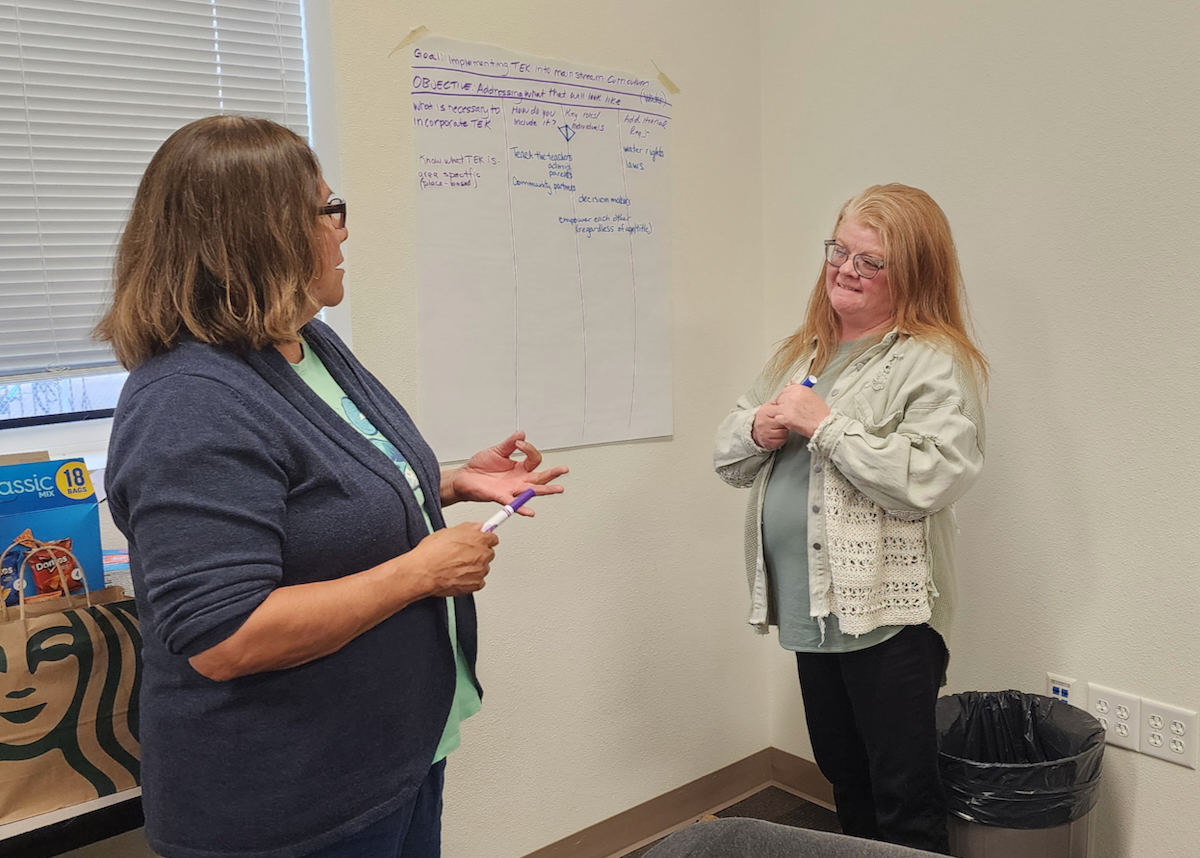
[795,624,950,855]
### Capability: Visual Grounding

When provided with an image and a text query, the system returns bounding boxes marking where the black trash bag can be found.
[936,690,1104,829]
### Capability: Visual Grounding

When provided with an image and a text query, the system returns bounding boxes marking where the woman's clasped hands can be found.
[752,382,833,450]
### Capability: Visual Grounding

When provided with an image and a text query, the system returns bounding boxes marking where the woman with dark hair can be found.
[714,185,986,854]
[98,115,566,858]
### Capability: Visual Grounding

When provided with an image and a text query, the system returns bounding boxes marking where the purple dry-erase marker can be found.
[481,488,537,532]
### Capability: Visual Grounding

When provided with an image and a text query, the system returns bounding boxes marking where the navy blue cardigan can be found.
[106,320,477,858]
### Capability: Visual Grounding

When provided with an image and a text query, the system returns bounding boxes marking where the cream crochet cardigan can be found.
[813,455,935,635]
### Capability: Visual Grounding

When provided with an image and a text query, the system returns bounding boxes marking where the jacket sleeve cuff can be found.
[807,408,852,457]
[739,408,772,455]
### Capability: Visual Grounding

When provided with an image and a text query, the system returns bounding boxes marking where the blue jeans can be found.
[305,760,446,858]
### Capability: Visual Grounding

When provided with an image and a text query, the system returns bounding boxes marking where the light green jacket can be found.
[713,331,985,639]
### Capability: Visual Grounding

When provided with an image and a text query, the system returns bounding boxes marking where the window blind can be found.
[0,0,310,379]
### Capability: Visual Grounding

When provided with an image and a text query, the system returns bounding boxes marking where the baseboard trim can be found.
[768,747,835,811]
[521,748,833,858]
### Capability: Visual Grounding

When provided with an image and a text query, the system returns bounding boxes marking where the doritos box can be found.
[0,459,104,606]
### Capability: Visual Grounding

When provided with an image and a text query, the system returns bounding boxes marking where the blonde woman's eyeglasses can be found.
[824,240,884,279]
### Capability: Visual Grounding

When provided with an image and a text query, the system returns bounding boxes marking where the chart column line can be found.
[616,108,640,432]
[560,101,588,440]
[500,96,521,430]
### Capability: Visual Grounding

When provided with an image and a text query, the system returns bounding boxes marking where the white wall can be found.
[761,2,1200,857]
[60,2,1200,857]
[330,3,770,857]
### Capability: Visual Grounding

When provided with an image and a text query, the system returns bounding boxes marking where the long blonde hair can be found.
[95,115,325,368]
[767,184,988,387]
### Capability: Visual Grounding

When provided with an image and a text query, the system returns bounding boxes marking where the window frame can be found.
[0,0,346,461]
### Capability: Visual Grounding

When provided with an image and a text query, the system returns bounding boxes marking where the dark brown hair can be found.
[96,115,325,368]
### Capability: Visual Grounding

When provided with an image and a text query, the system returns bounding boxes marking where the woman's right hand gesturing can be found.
[752,403,790,450]
[414,522,500,597]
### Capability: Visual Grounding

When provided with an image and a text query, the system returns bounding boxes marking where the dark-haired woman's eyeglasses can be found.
[824,240,884,279]
[319,198,347,229]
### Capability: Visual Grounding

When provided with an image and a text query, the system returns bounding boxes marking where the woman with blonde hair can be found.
[98,115,566,858]
[714,184,986,854]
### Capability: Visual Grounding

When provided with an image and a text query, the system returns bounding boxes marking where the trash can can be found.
[936,690,1104,858]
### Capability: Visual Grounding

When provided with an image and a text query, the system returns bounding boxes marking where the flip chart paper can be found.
[411,37,674,461]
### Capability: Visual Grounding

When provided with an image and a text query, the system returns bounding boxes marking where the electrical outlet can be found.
[1139,697,1197,769]
[1047,672,1078,707]
[1088,683,1140,751]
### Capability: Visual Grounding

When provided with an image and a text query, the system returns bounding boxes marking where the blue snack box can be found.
[0,459,104,605]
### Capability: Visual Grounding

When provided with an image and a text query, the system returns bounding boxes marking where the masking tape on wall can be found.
[651,60,681,94]
[389,25,432,57]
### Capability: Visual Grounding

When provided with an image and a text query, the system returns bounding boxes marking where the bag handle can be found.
[14,543,94,626]
[0,539,22,624]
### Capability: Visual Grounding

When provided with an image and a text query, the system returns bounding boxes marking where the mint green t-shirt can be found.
[290,339,481,762]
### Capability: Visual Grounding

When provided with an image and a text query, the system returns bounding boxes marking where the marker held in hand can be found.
[480,488,537,532]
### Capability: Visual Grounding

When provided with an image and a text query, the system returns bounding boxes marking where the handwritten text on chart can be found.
[413,66,668,218]
[413,36,673,460]
[412,48,654,90]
